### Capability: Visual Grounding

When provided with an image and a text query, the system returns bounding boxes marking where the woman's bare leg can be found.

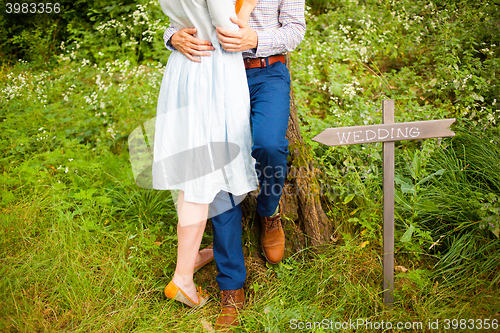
[171,190,209,303]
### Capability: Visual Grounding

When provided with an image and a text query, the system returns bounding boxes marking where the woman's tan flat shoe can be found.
[193,245,214,273]
[164,280,209,308]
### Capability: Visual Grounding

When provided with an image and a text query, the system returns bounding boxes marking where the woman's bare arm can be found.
[236,0,258,23]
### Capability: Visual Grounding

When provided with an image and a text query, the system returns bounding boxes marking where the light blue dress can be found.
[152,0,258,204]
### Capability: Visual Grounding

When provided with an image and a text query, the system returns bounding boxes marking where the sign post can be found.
[313,99,455,306]
[382,99,395,305]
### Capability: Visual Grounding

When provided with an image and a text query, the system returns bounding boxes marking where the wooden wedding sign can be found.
[312,99,455,306]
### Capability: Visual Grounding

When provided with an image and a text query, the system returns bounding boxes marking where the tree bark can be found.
[242,53,333,260]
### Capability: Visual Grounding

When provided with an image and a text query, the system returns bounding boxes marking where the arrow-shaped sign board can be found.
[313,100,455,306]
[313,119,456,146]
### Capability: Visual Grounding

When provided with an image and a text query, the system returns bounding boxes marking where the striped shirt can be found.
[163,0,306,58]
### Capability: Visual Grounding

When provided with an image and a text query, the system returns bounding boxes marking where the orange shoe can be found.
[164,280,209,308]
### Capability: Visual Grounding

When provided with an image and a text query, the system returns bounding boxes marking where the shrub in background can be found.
[0,0,169,67]
[292,0,500,285]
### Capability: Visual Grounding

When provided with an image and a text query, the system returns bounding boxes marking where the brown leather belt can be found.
[244,55,286,69]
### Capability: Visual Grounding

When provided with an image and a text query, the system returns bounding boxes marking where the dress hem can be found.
[152,184,258,205]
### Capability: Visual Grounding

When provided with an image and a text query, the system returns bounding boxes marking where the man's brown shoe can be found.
[214,288,245,332]
[260,207,285,264]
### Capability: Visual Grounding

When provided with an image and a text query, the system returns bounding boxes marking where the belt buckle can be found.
[260,58,266,67]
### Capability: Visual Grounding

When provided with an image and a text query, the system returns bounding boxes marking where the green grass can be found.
[1,90,497,331]
[1,194,497,332]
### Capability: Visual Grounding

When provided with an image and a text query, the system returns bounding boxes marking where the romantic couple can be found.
[152,0,305,330]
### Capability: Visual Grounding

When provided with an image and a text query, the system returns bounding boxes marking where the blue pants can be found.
[211,60,291,290]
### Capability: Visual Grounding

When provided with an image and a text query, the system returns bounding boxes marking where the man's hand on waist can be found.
[171,28,215,63]
[216,17,258,53]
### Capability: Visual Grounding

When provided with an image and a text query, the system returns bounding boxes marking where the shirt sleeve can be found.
[254,0,306,57]
[163,26,179,51]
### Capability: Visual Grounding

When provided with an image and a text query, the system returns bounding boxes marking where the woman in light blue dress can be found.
[154,0,258,307]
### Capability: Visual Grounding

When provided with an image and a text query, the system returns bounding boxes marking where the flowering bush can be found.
[292,0,500,275]
[0,0,169,66]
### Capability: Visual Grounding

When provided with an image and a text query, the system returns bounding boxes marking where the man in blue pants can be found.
[164,0,305,329]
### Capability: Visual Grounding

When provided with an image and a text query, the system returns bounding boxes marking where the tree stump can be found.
[242,53,334,261]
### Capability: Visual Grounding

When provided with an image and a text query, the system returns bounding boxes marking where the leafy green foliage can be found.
[292,0,499,285]
[0,0,169,67]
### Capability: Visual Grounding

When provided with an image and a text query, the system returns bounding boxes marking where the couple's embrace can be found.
[152,0,305,330]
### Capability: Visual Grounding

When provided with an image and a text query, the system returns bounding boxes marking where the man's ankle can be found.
[269,204,280,218]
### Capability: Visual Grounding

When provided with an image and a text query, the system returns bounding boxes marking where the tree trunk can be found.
[241,53,334,260]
